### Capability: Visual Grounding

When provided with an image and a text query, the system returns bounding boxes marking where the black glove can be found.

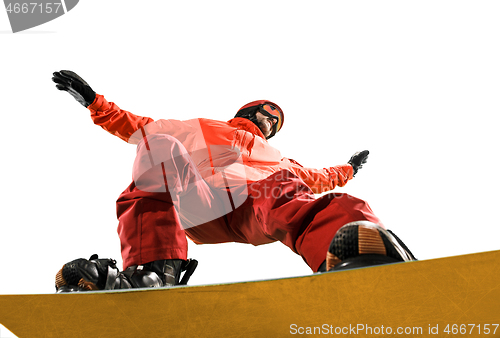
[348,150,369,176]
[52,70,96,107]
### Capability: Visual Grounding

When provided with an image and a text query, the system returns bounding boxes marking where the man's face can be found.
[255,112,277,138]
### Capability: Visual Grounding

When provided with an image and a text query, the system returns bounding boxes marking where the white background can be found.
[0,1,499,296]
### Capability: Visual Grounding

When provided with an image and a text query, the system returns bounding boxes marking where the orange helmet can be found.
[235,100,284,138]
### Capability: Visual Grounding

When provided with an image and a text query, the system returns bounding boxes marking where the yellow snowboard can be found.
[0,250,499,337]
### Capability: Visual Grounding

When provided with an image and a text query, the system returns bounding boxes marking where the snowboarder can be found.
[52,70,416,292]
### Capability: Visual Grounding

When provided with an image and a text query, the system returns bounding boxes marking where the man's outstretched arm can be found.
[283,150,369,193]
[52,70,154,142]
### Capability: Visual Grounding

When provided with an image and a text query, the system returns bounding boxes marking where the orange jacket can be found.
[88,94,353,193]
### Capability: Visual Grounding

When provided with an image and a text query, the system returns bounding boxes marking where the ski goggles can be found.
[259,104,283,132]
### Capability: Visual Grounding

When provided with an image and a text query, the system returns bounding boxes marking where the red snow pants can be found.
[116,134,381,272]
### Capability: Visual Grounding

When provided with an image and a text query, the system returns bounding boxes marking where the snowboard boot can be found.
[55,254,133,292]
[56,255,199,292]
[318,221,417,272]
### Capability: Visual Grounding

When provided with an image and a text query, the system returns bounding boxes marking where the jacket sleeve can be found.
[87,94,154,142]
[282,158,354,194]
